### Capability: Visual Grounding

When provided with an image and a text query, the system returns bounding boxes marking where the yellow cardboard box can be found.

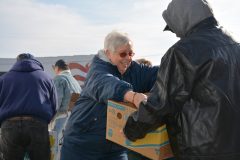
[49,130,58,160]
[106,100,173,160]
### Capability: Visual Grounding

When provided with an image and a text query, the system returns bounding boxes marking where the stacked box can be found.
[106,100,174,160]
[49,130,58,160]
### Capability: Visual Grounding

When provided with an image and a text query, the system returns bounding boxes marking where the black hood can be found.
[162,0,214,38]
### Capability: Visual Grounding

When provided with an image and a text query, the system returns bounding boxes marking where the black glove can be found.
[123,116,147,141]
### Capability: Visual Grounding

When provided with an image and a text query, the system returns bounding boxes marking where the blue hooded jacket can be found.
[62,53,159,157]
[0,56,57,124]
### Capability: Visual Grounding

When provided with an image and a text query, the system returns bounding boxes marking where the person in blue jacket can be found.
[60,31,159,160]
[0,53,57,160]
[50,59,82,159]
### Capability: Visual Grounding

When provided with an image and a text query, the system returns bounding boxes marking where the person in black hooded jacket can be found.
[124,0,240,160]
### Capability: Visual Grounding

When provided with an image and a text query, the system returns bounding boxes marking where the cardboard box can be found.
[49,130,58,160]
[68,93,80,111]
[106,100,173,160]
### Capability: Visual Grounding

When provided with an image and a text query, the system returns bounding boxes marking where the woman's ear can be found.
[105,49,113,63]
[105,49,110,56]
[105,49,111,59]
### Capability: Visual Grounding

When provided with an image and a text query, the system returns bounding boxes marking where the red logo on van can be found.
[69,63,90,82]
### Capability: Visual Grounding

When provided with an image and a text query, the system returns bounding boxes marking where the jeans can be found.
[53,115,68,144]
[127,150,151,160]
[128,150,175,160]
[53,115,68,160]
[61,135,128,160]
[0,118,50,160]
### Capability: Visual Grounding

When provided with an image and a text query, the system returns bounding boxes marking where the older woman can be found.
[60,31,159,160]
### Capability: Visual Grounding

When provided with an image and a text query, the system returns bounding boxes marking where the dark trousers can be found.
[127,150,151,160]
[0,118,50,160]
[60,135,128,160]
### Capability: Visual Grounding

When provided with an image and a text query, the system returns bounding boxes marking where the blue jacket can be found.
[63,54,159,155]
[0,58,57,124]
[54,70,82,112]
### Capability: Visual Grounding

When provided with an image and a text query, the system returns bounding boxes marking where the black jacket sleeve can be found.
[124,46,197,141]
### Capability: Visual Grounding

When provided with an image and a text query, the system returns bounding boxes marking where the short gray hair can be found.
[104,31,132,53]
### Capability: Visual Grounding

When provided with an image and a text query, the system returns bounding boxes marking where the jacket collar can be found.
[185,16,218,37]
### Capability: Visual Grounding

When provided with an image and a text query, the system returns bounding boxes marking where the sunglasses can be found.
[118,51,135,58]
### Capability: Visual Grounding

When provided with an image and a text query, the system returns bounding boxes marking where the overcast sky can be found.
[0,0,239,65]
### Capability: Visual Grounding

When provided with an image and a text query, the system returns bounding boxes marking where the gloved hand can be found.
[123,115,147,141]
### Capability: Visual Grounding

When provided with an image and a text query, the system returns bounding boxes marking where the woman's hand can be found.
[133,93,147,108]
[124,91,147,108]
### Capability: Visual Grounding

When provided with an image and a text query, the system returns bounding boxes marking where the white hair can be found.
[104,31,132,53]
